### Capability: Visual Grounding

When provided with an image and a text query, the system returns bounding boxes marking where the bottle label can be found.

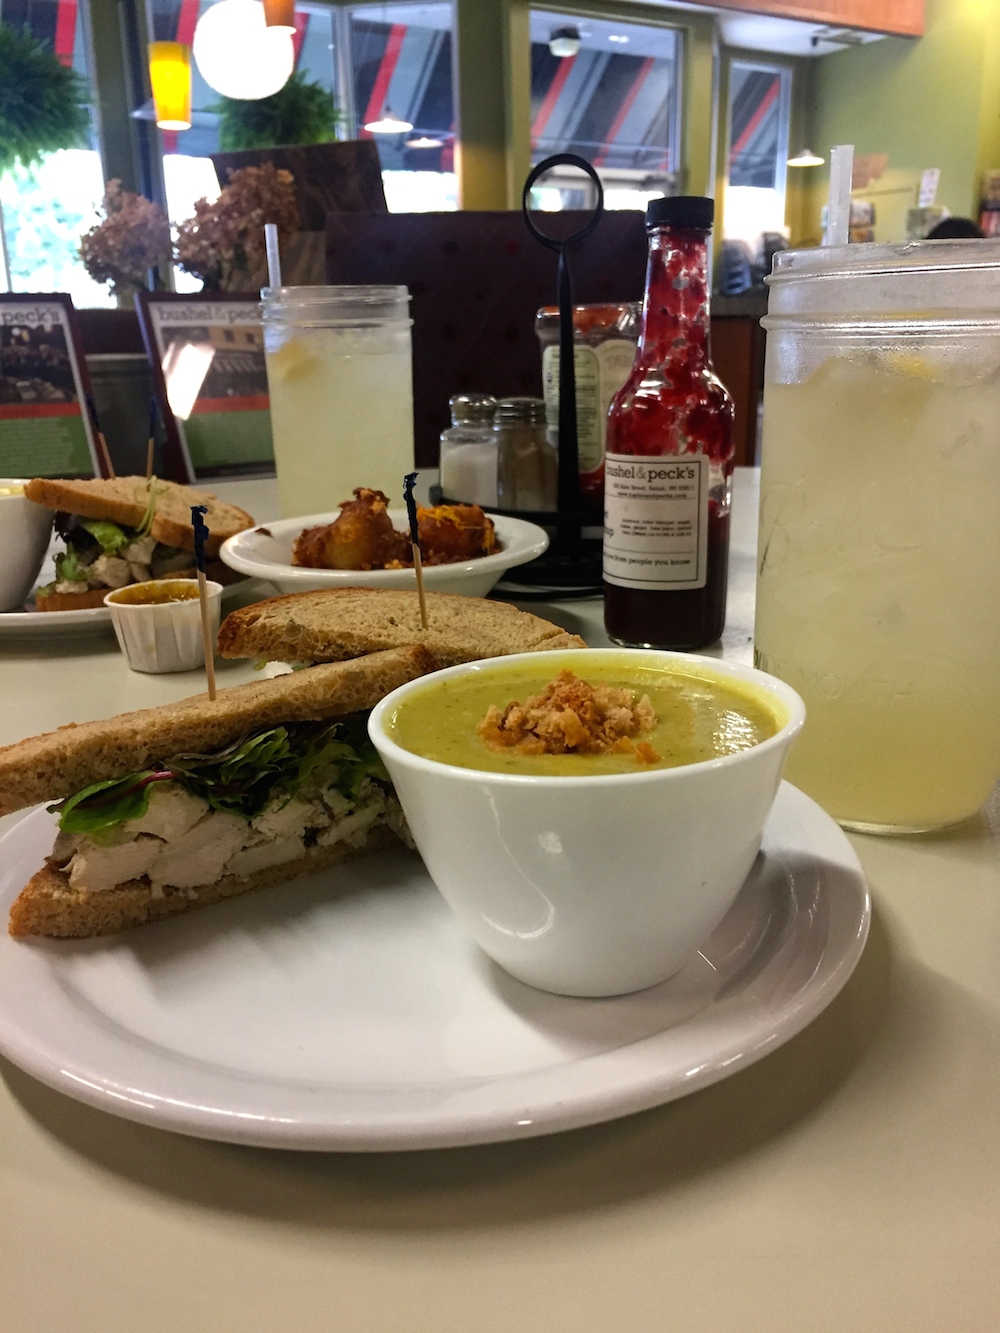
[542,341,636,474]
[603,453,708,590]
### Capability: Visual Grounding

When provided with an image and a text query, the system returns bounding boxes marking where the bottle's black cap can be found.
[645,195,714,231]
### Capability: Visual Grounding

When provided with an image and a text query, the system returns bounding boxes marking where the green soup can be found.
[387,654,782,777]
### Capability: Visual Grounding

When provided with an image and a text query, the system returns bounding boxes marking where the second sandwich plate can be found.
[0,783,869,1151]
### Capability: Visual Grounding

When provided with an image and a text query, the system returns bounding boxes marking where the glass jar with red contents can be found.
[603,196,735,650]
[535,303,639,513]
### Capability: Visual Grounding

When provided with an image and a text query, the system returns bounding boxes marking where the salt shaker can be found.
[438,394,497,505]
[495,397,557,512]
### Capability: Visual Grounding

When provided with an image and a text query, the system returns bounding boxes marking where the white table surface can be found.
[1,469,998,1332]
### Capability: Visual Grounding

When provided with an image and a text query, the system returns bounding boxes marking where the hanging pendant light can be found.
[787,148,825,168]
[364,106,413,134]
[262,0,295,33]
[193,0,294,101]
[148,42,192,131]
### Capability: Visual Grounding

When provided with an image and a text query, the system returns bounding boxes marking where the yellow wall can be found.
[803,0,1000,243]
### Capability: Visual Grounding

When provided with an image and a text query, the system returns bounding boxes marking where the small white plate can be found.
[220,509,550,598]
[0,581,253,640]
[0,783,869,1152]
[0,601,114,637]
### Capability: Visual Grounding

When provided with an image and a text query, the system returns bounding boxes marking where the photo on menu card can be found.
[0,293,101,479]
[136,291,275,483]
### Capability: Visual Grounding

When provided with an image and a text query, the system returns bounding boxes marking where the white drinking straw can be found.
[825,144,854,247]
[264,222,282,288]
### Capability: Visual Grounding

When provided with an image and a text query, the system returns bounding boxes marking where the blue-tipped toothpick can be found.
[191,504,217,700]
[146,397,158,480]
[403,471,428,629]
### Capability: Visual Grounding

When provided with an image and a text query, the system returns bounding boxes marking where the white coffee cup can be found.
[0,480,54,611]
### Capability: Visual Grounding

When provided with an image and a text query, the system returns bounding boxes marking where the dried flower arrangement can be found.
[175,163,300,289]
[78,180,172,297]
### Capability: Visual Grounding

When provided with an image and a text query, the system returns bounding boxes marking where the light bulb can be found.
[364,107,414,134]
[787,148,825,168]
[193,0,294,101]
[148,42,192,131]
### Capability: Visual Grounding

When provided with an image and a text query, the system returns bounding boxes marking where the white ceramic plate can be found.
[220,509,550,598]
[0,783,869,1152]
[0,601,115,637]
[0,581,255,640]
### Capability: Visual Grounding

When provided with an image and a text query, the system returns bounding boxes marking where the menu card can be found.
[0,294,101,478]
[136,292,274,482]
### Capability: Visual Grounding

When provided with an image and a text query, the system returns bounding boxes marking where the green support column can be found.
[683,15,718,198]
[85,0,167,208]
[454,0,526,209]
[504,0,532,208]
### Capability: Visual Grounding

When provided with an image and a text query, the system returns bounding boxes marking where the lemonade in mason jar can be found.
[755,240,1000,832]
[261,286,414,517]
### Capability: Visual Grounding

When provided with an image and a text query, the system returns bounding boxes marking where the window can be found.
[722,60,791,252]
[348,2,455,212]
[529,10,681,211]
[0,0,113,304]
[148,0,455,247]
[147,0,338,229]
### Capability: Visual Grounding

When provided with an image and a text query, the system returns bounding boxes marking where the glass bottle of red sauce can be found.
[603,196,735,650]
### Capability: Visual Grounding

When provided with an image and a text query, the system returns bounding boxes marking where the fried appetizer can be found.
[292,491,498,571]
[293,489,409,571]
[415,504,497,566]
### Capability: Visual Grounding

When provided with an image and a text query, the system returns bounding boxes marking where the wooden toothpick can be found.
[403,471,429,630]
[146,397,158,480]
[191,504,217,700]
[86,395,115,478]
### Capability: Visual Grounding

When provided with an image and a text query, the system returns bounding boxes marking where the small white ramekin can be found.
[0,480,54,611]
[104,579,223,674]
[370,649,806,998]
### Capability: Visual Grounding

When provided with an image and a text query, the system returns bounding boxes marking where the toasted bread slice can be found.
[23,476,253,556]
[0,647,435,817]
[217,588,587,668]
[34,586,110,612]
[8,825,397,938]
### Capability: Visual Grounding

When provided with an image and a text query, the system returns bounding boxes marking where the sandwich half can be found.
[25,476,254,611]
[2,647,435,938]
[217,588,586,669]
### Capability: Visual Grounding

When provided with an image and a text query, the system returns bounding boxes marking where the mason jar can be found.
[260,285,413,518]
[754,239,1000,833]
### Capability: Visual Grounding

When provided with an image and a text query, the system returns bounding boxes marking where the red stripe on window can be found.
[175,0,201,48]
[532,55,576,144]
[162,0,202,152]
[593,56,655,168]
[360,23,407,137]
[292,13,309,61]
[54,0,78,67]
[729,76,780,163]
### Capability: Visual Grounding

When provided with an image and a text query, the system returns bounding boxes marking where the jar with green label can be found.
[535,303,639,510]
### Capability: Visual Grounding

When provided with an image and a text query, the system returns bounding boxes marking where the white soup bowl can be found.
[0,480,54,611]
[370,649,805,998]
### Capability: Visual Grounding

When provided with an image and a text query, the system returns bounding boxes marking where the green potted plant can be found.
[0,22,89,172]
[215,71,344,151]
